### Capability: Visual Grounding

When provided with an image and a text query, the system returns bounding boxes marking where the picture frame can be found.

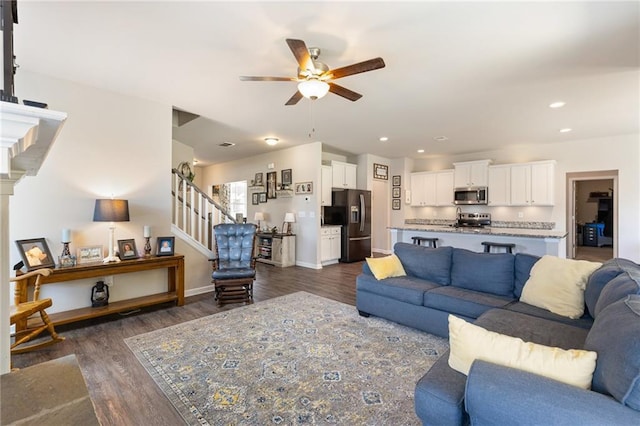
[77,245,104,265]
[15,238,55,271]
[266,171,277,199]
[254,172,264,186]
[392,175,401,187]
[373,163,389,180]
[252,192,259,205]
[295,182,313,194]
[258,192,267,203]
[117,239,139,260]
[392,199,401,210]
[392,187,401,198]
[156,236,175,256]
[281,169,292,186]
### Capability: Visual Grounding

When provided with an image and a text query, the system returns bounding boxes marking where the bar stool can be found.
[481,241,515,253]
[411,237,438,248]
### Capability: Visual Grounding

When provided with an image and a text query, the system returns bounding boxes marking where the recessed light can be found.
[434,136,448,142]
[265,137,279,146]
[379,136,389,142]
[417,149,425,153]
[559,128,572,133]
[549,101,566,109]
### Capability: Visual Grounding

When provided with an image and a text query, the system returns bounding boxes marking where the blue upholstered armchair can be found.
[210,223,257,305]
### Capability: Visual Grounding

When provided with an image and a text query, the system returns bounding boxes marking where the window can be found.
[227,180,247,221]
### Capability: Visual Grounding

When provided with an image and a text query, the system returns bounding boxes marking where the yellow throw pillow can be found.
[520,255,602,319]
[448,315,597,389]
[366,254,407,280]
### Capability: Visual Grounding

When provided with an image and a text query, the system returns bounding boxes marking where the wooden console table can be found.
[17,255,184,327]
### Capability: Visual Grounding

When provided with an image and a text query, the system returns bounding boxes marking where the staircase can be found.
[171,168,236,255]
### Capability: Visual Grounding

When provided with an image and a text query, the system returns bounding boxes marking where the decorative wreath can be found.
[177,161,195,182]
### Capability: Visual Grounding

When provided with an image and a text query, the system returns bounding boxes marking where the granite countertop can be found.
[389,224,568,239]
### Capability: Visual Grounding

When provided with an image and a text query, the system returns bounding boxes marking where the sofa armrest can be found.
[465,360,640,425]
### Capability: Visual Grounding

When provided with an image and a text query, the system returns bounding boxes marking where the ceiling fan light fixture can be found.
[264,137,279,146]
[298,79,330,100]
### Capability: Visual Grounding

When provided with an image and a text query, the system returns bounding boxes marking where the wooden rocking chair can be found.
[10,269,65,355]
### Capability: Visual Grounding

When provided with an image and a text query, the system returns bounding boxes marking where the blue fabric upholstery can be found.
[585,295,640,411]
[423,286,513,319]
[212,268,255,280]
[211,223,257,304]
[585,258,637,317]
[450,249,515,297]
[594,266,640,316]
[513,253,540,298]
[503,302,593,330]
[356,273,439,306]
[394,243,452,285]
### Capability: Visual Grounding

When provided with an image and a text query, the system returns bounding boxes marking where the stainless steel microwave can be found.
[454,187,488,205]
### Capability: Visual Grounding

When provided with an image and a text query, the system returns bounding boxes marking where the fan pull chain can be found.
[308,100,317,139]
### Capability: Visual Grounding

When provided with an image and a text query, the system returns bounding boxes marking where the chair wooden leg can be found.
[11,310,65,355]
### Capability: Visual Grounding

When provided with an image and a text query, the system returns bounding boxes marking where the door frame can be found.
[566,170,618,259]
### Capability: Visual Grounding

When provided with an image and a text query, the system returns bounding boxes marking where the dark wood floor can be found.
[11,261,364,426]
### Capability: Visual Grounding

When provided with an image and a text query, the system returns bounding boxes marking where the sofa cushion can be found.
[355,273,440,306]
[503,302,593,330]
[394,243,452,285]
[585,258,636,317]
[423,286,514,319]
[448,315,597,389]
[514,253,540,298]
[594,268,640,317]
[365,254,406,280]
[450,249,514,297]
[584,295,640,410]
[520,256,602,319]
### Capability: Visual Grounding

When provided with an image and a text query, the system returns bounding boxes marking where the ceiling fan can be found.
[240,38,385,105]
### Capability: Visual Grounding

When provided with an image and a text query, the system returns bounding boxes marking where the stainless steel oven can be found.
[454,187,488,205]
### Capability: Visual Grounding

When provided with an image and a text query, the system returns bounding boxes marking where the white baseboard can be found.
[185,284,215,298]
[296,261,322,269]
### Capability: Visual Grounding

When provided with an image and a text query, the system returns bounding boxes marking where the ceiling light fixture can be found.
[559,128,572,133]
[434,136,449,142]
[379,137,389,142]
[549,101,566,108]
[417,149,425,153]
[297,79,330,100]
[265,137,279,146]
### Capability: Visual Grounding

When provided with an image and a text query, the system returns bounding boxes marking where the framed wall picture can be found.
[252,192,259,205]
[266,171,277,199]
[392,187,401,198]
[392,175,401,186]
[258,192,267,203]
[77,245,104,265]
[281,169,292,186]
[156,236,175,256]
[254,172,264,186]
[392,199,401,210]
[295,182,313,194]
[374,163,389,180]
[15,238,55,270]
[118,239,139,260]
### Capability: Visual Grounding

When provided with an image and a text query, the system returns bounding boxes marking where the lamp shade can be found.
[284,212,296,223]
[93,199,130,222]
[298,79,330,100]
[254,212,264,221]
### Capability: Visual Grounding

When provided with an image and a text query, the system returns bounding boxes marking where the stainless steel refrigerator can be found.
[324,189,372,262]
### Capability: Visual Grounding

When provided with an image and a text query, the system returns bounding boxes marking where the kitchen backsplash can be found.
[405,218,555,230]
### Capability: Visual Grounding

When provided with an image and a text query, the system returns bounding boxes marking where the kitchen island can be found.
[389,224,568,257]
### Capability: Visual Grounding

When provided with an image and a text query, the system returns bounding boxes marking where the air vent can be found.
[219,142,236,147]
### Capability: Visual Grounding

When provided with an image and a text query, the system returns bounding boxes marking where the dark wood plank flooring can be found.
[10,261,364,425]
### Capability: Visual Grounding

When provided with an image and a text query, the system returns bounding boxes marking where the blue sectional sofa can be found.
[356,243,640,425]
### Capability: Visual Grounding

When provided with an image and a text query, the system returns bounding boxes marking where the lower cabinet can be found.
[256,233,296,267]
[321,226,342,264]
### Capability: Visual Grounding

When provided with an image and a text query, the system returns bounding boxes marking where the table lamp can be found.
[283,212,295,235]
[254,212,264,231]
[93,199,130,263]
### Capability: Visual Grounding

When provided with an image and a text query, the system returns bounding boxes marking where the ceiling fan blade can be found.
[285,91,304,106]
[286,38,313,71]
[239,76,296,82]
[329,57,386,80]
[328,83,363,102]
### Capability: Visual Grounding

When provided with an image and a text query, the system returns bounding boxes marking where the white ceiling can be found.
[14,1,639,166]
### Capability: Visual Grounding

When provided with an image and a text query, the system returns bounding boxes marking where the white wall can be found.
[201,142,323,268]
[9,71,174,312]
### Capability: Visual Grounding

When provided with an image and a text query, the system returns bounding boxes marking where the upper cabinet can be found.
[331,161,357,189]
[453,160,492,188]
[321,165,332,206]
[410,170,454,206]
[487,165,511,206]
[510,161,555,206]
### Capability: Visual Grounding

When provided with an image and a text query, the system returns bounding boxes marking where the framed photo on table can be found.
[15,238,55,271]
[77,245,104,264]
[156,236,175,256]
[118,239,139,260]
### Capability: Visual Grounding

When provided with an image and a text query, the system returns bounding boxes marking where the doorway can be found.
[566,171,617,262]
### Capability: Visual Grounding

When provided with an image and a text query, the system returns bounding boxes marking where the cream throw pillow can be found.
[448,315,597,389]
[520,255,602,319]
[366,254,406,280]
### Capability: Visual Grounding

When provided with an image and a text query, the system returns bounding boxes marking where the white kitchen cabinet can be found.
[453,160,491,188]
[331,161,357,189]
[321,165,332,206]
[410,170,453,206]
[321,226,342,264]
[487,165,511,206]
[509,161,555,206]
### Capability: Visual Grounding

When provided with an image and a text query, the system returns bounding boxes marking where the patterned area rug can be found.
[125,292,448,425]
